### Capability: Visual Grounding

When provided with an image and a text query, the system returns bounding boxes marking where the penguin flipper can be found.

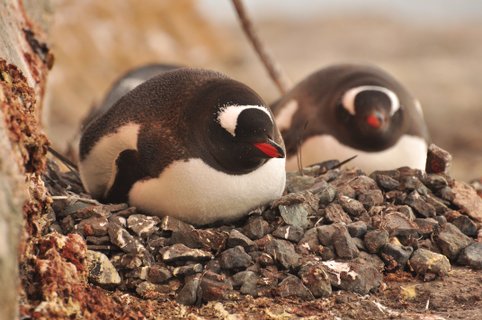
[104,149,148,203]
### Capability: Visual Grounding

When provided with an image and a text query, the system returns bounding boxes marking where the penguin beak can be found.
[366,111,386,129]
[254,139,285,158]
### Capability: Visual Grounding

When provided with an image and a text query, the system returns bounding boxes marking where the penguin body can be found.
[271,64,429,173]
[79,68,286,225]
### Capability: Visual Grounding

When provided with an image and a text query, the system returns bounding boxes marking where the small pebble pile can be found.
[44,146,482,306]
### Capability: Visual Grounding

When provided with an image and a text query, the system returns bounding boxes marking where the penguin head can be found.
[336,85,404,149]
[189,78,285,174]
[214,105,285,171]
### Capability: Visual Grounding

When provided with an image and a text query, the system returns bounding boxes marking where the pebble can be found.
[199,271,234,302]
[317,224,338,246]
[297,227,320,253]
[108,223,145,254]
[347,221,367,238]
[298,262,332,298]
[324,203,352,224]
[381,238,414,270]
[404,191,436,218]
[451,215,478,237]
[172,263,203,277]
[425,143,452,174]
[317,185,337,206]
[161,243,213,263]
[176,274,201,305]
[272,225,304,242]
[226,229,257,251]
[276,275,315,300]
[357,189,384,208]
[243,216,270,240]
[286,174,316,193]
[265,238,301,269]
[232,270,258,296]
[364,230,389,254]
[86,250,121,287]
[452,181,482,223]
[279,203,310,229]
[435,223,473,261]
[147,264,173,283]
[414,218,439,236]
[219,246,253,270]
[127,214,160,237]
[457,242,482,269]
[373,174,400,190]
[332,224,359,259]
[409,248,451,277]
[337,196,367,217]
[75,216,109,237]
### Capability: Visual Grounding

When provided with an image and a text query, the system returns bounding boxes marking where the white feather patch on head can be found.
[275,99,298,131]
[342,85,400,116]
[217,105,272,137]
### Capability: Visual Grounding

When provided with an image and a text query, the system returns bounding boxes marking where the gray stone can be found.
[349,175,379,195]
[279,203,310,229]
[364,230,389,254]
[435,223,473,260]
[317,224,338,246]
[298,262,332,298]
[322,260,382,294]
[86,250,121,287]
[397,205,417,221]
[399,176,429,195]
[232,271,258,296]
[332,224,359,259]
[347,221,367,238]
[438,186,455,202]
[457,242,482,269]
[199,271,234,302]
[127,214,160,237]
[276,275,314,300]
[409,248,451,277]
[374,174,400,190]
[160,216,193,232]
[249,251,274,267]
[219,246,253,270]
[297,227,320,253]
[172,263,203,277]
[357,190,384,208]
[286,173,316,193]
[108,223,145,254]
[452,215,478,237]
[324,203,352,224]
[338,196,367,217]
[161,243,213,263]
[176,274,201,305]
[382,212,418,237]
[243,216,270,240]
[75,216,109,237]
[86,235,110,245]
[414,218,439,236]
[424,174,448,191]
[424,195,451,216]
[381,238,414,270]
[273,225,304,242]
[265,238,301,269]
[317,185,337,206]
[227,229,257,251]
[404,191,436,218]
[426,143,452,174]
[147,264,172,283]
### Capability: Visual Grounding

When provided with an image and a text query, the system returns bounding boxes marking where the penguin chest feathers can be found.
[129,157,286,225]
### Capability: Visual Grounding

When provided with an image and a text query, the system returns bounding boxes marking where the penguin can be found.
[271,64,429,173]
[79,68,286,226]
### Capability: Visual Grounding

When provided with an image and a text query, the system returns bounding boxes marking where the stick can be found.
[231,0,291,94]
[48,146,79,171]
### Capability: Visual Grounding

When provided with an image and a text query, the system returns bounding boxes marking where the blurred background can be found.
[44,0,482,181]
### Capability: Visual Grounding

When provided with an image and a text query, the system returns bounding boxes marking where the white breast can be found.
[128,158,286,225]
[79,123,140,198]
[285,134,427,174]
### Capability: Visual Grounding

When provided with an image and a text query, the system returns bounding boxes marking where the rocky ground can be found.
[37,145,482,319]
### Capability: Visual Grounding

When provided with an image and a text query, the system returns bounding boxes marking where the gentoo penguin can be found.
[83,64,180,126]
[79,68,286,225]
[271,64,429,173]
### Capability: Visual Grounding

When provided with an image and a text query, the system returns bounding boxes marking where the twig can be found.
[48,146,79,171]
[231,0,291,94]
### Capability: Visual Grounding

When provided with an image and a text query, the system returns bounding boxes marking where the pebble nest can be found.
[43,146,482,306]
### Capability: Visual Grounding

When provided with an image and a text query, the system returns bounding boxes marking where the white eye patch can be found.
[341,85,400,116]
[217,105,272,137]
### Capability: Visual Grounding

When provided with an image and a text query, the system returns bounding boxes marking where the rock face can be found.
[45,154,482,306]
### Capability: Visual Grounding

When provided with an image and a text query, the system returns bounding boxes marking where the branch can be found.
[231,0,291,94]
